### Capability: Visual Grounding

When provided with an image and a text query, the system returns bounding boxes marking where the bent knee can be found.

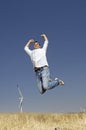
[39,88,46,94]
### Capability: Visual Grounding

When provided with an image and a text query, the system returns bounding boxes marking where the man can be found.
[24,34,64,94]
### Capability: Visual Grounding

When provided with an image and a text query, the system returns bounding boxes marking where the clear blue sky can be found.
[0,0,86,113]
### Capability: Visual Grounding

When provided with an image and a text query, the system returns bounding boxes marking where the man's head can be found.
[34,41,41,49]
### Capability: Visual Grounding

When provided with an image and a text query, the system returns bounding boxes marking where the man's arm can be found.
[41,34,49,51]
[24,39,34,55]
[24,39,35,48]
[41,34,48,42]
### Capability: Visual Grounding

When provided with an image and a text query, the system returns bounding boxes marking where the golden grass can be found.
[0,112,86,130]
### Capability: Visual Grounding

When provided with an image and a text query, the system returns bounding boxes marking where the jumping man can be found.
[24,34,64,94]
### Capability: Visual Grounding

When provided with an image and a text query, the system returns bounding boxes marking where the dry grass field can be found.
[0,112,86,130]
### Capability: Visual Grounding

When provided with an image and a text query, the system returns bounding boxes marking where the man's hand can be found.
[29,39,35,44]
[41,34,48,41]
[25,39,35,47]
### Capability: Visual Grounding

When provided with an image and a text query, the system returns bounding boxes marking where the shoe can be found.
[55,78,64,86]
[58,79,64,85]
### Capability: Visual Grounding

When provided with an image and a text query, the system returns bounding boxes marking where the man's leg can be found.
[42,66,59,90]
[36,71,46,94]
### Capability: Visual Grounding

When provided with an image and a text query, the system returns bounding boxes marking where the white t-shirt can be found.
[24,40,49,68]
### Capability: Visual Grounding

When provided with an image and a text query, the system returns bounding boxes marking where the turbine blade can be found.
[17,85,23,98]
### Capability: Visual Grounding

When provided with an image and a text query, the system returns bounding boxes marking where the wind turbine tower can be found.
[17,84,24,112]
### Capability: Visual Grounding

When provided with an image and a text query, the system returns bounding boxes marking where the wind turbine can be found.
[17,84,24,112]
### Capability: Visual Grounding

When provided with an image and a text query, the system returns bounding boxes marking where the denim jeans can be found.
[35,66,59,94]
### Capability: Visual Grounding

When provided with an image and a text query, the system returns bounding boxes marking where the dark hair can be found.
[34,41,38,43]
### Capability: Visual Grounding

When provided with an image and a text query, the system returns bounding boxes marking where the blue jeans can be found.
[35,66,59,94]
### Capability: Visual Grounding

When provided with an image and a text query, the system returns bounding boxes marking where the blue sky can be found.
[0,0,86,113]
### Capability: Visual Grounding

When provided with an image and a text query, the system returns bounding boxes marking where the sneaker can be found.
[58,79,64,85]
[55,78,64,86]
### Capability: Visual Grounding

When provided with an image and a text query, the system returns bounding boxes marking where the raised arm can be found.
[24,39,35,55]
[41,34,49,51]
[41,34,48,42]
[24,39,35,48]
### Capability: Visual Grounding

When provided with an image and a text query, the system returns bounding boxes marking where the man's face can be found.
[34,42,41,49]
